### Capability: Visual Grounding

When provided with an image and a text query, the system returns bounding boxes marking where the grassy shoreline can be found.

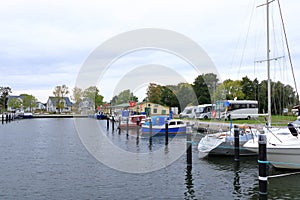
[210,115,297,127]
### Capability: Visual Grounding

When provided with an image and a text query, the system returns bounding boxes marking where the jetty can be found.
[32,114,88,118]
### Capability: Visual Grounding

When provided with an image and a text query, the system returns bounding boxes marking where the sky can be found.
[0,0,299,103]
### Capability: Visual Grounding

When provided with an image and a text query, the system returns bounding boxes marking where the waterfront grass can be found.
[209,115,296,127]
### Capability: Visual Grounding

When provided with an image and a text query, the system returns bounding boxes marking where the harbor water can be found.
[1,118,300,199]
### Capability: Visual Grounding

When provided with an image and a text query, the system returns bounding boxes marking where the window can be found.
[153,108,158,113]
[169,121,176,126]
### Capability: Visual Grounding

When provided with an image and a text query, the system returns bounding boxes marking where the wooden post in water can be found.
[234,125,240,162]
[149,119,152,146]
[5,113,8,123]
[118,116,121,134]
[136,117,140,139]
[126,117,129,137]
[106,118,109,130]
[112,116,115,131]
[165,121,168,146]
[258,134,268,197]
[2,113,4,124]
[186,122,192,169]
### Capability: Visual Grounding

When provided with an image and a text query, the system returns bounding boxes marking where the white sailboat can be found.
[198,125,260,157]
[243,0,300,169]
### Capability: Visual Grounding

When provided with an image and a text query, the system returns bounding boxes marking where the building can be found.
[78,98,95,114]
[110,102,170,117]
[46,96,73,113]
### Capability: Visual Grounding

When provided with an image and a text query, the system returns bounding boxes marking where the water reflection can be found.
[184,167,195,200]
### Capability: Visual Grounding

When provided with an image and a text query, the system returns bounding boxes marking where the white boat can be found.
[198,125,260,157]
[141,115,186,136]
[244,125,300,169]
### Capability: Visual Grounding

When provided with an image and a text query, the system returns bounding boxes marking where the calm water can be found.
[0,118,300,199]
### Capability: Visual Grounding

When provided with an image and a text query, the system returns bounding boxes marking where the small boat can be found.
[22,112,33,119]
[198,125,260,158]
[141,115,186,136]
[96,112,109,120]
[244,124,300,169]
[119,114,147,129]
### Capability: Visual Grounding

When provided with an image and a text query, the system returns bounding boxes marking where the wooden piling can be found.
[106,118,109,130]
[234,125,240,162]
[258,134,268,197]
[112,116,115,131]
[186,122,192,169]
[136,117,140,139]
[149,119,152,146]
[126,117,129,137]
[165,121,168,146]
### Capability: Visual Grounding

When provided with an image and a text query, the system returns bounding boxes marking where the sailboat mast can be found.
[266,0,271,127]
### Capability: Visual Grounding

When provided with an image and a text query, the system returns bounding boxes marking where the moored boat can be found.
[119,114,146,129]
[244,124,300,169]
[198,126,260,158]
[141,115,186,136]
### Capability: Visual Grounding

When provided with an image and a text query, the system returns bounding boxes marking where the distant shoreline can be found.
[32,114,88,118]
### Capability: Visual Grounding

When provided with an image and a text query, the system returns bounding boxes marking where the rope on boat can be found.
[258,159,300,178]
[268,171,300,178]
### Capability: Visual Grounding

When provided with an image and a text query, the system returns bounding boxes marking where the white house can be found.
[46,97,73,113]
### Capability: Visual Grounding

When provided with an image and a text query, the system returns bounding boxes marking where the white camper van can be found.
[179,106,196,119]
[220,100,258,120]
[195,104,214,119]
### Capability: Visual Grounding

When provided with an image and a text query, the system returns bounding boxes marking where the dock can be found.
[32,114,88,118]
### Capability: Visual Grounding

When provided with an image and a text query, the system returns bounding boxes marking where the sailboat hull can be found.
[267,147,300,169]
[198,129,259,157]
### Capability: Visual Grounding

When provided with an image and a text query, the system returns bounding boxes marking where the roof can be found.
[48,96,73,106]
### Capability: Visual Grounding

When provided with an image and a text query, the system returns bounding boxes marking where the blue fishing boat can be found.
[141,116,186,136]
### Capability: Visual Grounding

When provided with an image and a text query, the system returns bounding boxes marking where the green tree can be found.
[160,85,179,107]
[241,76,257,100]
[110,89,137,105]
[176,83,197,111]
[53,84,69,113]
[193,73,218,105]
[0,86,12,112]
[72,87,83,112]
[83,86,104,109]
[146,83,162,105]
[8,97,22,110]
[20,94,37,112]
[220,79,245,100]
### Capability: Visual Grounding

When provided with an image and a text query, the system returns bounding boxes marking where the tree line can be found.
[145,73,298,114]
[1,73,297,115]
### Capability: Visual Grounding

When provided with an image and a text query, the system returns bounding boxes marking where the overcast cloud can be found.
[0,0,299,102]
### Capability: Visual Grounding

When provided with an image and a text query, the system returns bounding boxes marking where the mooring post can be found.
[258,133,268,197]
[234,125,240,162]
[165,121,169,146]
[5,113,8,123]
[126,117,129,137]
[186,122,192,170]
[118,116,121,134]
[149,119,152,146]
[136,117,140,139]
[112,116,115,131]
[2,113,4,124]
[106,118,109,130]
